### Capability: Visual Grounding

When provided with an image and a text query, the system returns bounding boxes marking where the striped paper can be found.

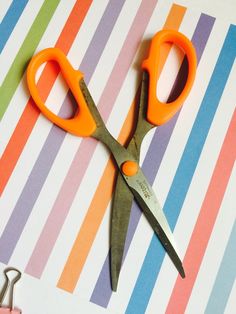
[0,1,235,313]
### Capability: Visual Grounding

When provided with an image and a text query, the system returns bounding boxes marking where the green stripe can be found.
[0,0,60,120]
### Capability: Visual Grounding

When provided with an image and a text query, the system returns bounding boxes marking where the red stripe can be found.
[0,0,93,195]
[166,109,236,313]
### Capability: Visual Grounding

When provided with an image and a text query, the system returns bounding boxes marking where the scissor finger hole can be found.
[33,60,78,119]
[156,43,188,103]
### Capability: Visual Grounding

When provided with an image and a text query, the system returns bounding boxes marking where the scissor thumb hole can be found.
[47,61,80,119]
[142,30,196,125]
[156,43,188,103]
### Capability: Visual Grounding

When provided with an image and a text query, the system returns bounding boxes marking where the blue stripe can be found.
[0,0,29,53]
[205,222,236,314]
[126,24,236,314]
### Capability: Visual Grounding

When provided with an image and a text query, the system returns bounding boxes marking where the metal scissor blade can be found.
[124,169,185,278]
[111,173,134,291]
[110,75,153,291]
[111,137,141,291]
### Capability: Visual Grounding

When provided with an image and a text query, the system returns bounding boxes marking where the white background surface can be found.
[0,1,235,313]
[177,0,236,24]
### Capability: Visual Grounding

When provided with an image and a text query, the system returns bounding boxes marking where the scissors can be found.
[26,29,196,291]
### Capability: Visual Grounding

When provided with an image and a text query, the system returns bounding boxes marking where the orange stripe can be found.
[57,4,186,293]
[164,4,186,29]
[0,0,93,195]
[166,109,236,313]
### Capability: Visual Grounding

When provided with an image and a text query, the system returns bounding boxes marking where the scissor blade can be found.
[111,173,134,291]
[124,169,185,278]
[111,137,141,291]
[110,75,153,291]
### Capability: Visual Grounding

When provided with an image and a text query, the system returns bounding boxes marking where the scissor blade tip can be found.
[112,283,118,292]
[179,264,186,278]
[111,265,119,292]
[111,277,118,292]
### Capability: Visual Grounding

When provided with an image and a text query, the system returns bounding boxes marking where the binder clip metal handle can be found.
[0,268,21,313]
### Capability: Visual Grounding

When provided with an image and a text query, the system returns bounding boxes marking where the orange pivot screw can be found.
[121,161,139,176]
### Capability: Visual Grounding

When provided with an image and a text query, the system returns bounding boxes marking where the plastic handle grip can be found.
[142,29,197,125]
[27,48,96,137]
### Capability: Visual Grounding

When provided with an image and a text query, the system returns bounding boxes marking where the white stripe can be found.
[146,15,229,314]
[8,0,109,270]
[0,0,12,23]
[0,0,44,84]
[186,163,236,313]
[0,0,76,156]
[157,46,185,103]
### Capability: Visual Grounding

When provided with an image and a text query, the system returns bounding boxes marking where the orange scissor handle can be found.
[142,29,197,126]
[27,48,97,136]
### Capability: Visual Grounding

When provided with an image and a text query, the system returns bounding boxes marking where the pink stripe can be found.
[25,0,157,277]
[166,109,236,313]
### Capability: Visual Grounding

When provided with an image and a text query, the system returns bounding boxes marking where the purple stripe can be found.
[80,0,125,79]
[90,13,215,307]
[0,0,126,264]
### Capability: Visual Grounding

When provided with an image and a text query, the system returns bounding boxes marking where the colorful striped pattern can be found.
[0,1,235,313]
